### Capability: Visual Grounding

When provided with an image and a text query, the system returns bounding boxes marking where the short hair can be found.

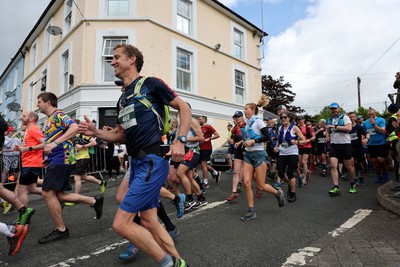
[347,111,356,116]
[114,44,144,73]
[199,115,208,122]
[28,111,39,122]
[38,92,58,107]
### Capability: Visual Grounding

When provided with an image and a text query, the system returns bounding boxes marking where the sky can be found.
[1,0,400,115]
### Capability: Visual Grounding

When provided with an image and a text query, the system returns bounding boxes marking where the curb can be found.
[376,180,400,217]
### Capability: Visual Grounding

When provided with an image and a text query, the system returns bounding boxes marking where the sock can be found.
[333,185,339,189]
[159,253,174,267]
[248,207,255,212]
[213,170,218,175]
[0,222,14,237]
[350,182,356,186]
[173,195,180,206]
[186,194,194,202]
[18,206,27,214]
[157,202,175,232]
[58,227,66,232]
[203,178,209,184]
[322,164,326,170]
[196,193,205,201]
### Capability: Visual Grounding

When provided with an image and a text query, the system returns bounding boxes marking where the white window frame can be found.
[172,40,198,94]
[231,22,247,61]
[107,0,130,17]
[41,69,47,92]
[102,38,128,83]
[28,82,34,111]
[0,84,3,104]
[30,42,37,71]
[13,67,19,91]
[176,48,192,92]
[43,19,53,56]
[232,65,248,105]
[98,0,135,17]
[61,50,70,93]
[64,0,73,34]
[94,29,135,84]
[173,0,197,37]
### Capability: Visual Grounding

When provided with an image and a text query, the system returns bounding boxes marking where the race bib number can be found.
[318,137,325,144]
[118,104,137,129]
[281,141,289,148]
[367,128,376,136]
[350,133,358,141]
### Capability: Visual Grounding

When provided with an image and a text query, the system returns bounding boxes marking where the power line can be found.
[264,68,388,77]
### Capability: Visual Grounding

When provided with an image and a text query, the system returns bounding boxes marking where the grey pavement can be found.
[289,179,400,267]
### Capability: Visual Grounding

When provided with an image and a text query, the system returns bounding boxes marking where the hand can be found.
[44,142,57,155]
[234,141,243,148]
[369,117,375,125]
[78,115,97,136]
[273,146,279,152]
[243,140,255,147]
[327,125,335,130]
[170,141,185,162]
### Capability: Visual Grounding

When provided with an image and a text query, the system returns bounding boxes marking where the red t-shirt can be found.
[200,124,216,150]
[22,125,44,167]
[298,125,313,149]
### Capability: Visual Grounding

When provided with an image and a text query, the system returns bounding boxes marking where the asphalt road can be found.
[0,169,383,266]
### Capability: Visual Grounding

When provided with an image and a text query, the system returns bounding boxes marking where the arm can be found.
[168,96,192,162]
[336,122,352,132]
[76,136,97,151]
[78,115,126,144]
[44,123,79,155]
[189,118,203,143]
[293,126,306,145]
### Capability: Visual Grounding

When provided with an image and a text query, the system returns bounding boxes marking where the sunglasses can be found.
[280,116,288,119]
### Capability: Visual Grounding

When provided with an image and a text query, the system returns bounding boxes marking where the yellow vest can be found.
[388,114,398,142]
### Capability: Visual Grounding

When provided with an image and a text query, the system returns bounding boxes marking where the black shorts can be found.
[299,148,312,155]
[200,150,212,162]
[228,144,236,155]
[19,167,42,185]
[179,152,200,170]
[74,159,90,175]
[368,144,389,158]
[352,150,367,167]
[329,144,353,161]
[42,164,74,191]
[234,147,244,161]
[316,143,327,155]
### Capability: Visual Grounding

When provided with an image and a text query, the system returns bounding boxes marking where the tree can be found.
[261,75,304,114]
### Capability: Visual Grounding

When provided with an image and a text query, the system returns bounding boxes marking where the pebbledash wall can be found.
[9,0,266,148]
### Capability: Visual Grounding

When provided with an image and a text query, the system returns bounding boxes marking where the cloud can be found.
[263,0,400,115]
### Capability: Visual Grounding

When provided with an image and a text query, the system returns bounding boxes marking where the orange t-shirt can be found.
[22,125,44,167]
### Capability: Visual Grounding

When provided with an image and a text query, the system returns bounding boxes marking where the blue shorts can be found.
[180,152,200,170]
[120,154,168,213]
[243,150,268,168]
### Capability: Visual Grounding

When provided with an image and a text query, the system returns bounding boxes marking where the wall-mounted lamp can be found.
[214,43,221,51]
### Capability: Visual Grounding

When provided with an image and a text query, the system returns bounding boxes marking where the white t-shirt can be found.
[329,115,351,144]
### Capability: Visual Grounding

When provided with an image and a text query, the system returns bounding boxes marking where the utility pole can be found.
[357,77,361,109]
[384,101,388,110]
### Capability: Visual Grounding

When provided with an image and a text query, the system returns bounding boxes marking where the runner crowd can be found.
[0,44,399,267]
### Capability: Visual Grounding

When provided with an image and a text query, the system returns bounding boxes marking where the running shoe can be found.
[168,227,180,240]
[274,181,281,188]
[275,189,286,208]
[64,202,75,206]
[119,242,140,261]
[321,169,327,177]
[92,196,104,219]
[329,187,340,196]
[358,177,366,186]
[38,228,70,244]
[226,169,233,174]
[288,192,297,202]
[176,194,186,218]
[374,175,382,183]
[8,224,29,256]
[3,202,12,214]
[202,183,210,189]
[213,171,222,183]
[349,184,357,194]
[240,210,257,221]
[100,180,108,194]
[226,192,239,202]
[184,201,196,211]
[192,199,208,209]
[172,257,188,267]
[256,190,263,198]
[298,174,305,188]
[382,172,389,183]
[19,207,35,225]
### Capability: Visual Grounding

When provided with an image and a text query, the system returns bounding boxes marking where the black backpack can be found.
[0,115,8,148]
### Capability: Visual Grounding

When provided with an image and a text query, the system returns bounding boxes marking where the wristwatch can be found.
[177,136,187,144]
[29,147,33,151]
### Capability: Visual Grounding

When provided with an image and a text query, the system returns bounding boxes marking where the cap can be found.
[319,119,326,123]
[356,115,363,120]
[329,102,340,109]
[6,126,15,134]
[232,111,243,117]
[277,105,287,110]
[388,103,399,113]
[265,116,273,121]
[296,116,304,120]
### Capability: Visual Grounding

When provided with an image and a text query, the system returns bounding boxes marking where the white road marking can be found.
[328,209,372,237]
[281,209,372,266]
[49,201,227,266]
